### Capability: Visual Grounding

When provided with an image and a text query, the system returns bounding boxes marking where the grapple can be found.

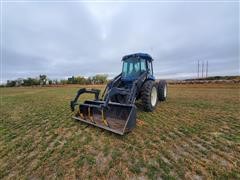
[70,88,136,135]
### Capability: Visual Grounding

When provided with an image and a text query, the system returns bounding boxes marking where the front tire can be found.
[141,80,158,112]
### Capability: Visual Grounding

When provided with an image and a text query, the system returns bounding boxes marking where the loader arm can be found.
[102,71,147,108]
[127,71,147,104]
[70,88,100,111]
[101,73,122,100]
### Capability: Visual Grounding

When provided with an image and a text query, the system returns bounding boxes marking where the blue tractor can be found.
[70,53,167,135]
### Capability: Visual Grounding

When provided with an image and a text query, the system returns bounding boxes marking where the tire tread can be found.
[141,80,158,112]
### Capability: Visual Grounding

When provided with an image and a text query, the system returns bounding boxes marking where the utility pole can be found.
[206,60,208,78]
[202,61,204,78]
[197,60,200,78]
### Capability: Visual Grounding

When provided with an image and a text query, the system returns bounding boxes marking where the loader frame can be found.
[71,71,148,111]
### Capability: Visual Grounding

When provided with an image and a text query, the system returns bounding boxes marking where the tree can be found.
[92,74,108,84]
[23,78,40,86]
[86,77,92,85]
[60,79,68,85]
[75,76,87,84]
[68,76,75,84]
[15,78,24,86]
[39,74,47,85]
[6,80,16,87]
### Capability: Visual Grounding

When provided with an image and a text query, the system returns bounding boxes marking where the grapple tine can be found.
[101,109,109,127]
[88,107,95,124]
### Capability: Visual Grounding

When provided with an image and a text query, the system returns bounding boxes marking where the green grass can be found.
[0,84,240,179]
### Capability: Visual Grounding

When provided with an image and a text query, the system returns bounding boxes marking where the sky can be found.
[0,1,239,82]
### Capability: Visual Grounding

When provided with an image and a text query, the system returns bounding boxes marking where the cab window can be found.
[140,59,146,72]
[147,61,153,75]
[122,58,141,79]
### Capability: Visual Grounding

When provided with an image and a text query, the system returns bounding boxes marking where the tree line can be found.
[4,74,108,87]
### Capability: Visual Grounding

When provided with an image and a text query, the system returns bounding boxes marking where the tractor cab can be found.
[121,53,155,81]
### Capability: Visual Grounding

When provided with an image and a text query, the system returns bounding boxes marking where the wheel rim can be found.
[164,85,167,98]
[151,86,157,107]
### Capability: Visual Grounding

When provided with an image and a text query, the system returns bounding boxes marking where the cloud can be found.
[1,2,239,82]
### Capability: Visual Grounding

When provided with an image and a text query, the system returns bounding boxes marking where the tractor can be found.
[70,53,167,135]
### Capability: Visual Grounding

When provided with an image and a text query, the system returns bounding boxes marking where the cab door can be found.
[147,61,155,80]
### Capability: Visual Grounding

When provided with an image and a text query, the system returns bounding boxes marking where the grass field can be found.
[0,84,240,179]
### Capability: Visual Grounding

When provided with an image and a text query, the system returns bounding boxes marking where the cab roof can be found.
[122,53,153,62]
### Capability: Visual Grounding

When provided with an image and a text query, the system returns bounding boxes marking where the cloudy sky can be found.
[0,1,239,82]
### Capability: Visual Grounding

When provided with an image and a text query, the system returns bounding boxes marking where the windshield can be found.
[122,57,146,80]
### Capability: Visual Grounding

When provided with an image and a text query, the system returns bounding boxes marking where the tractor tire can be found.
[158,80,167,101]
[141,80,158,112]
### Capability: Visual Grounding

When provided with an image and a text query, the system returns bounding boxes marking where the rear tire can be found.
[158,80,167,101]
[141,80,158,112]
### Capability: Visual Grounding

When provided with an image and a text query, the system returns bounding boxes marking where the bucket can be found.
[72,100,136,135]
